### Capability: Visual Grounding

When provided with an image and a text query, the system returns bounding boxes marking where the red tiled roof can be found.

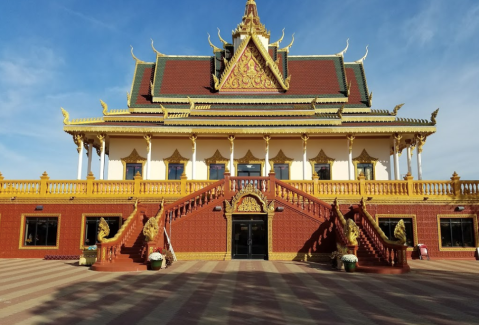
[286,60,341,95]
[158,60,212,95]
[345,67,363,106]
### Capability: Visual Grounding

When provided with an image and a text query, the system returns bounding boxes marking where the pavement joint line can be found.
[262,262,314,324]
[138,261,219,325]
[285,262,379,325]
[198,261,240,325]
[74,261,197,325]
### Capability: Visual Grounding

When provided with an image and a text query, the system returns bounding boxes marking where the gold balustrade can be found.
[0,172,477,200]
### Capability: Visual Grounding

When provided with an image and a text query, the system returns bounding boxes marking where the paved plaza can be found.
[0,258,478,324]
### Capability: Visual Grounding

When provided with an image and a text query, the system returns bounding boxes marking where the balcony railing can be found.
[0,171,476,201]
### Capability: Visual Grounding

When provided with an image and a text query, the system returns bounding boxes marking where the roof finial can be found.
[279,33,295,52]
[336,38,349,56]
[355,45,369,64]
[100,100,108,115]
[217,28,230,48]
[390,103,404,116]
[130,46,147,64]
[207,33,222,53]
[431,108,439,125]
[151,39,165,57]
[61,107,70,125]
[270,28,285,47]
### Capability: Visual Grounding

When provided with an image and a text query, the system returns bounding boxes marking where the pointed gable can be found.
[215,35,290,93]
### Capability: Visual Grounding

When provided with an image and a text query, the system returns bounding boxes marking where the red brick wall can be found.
[273,205,336,254]
[169,206,227,252]
[0,202,160,258]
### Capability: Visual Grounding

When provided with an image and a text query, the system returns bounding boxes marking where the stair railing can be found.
[274,179,333,222]
[332,198,349,248]
[96,200,141,264]
[142,199,166,261]
[166,179,225,223]
[357,198,408,268]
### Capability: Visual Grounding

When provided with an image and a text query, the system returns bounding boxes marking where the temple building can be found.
[0,0,478,272]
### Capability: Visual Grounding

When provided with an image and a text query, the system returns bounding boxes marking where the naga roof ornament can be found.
[270,28,285,47]
[355,45,369,64]
[151,39,165,57]
[336,38,349,56]
[217,28,231,48]
[279,33,295,52]
[130,46,149,64]
[207,33,222,53]
[233,0,270,39]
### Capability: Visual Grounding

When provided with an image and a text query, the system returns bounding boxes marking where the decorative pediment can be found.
[214,34,290,92]
[121,149,146,164]
[353,149,378,163]
[234,150,263,164]
[270,149,293,164]
[204,149,229,164]
[225,183,274,214]
[309,149,335,164]
[164,149,189,163]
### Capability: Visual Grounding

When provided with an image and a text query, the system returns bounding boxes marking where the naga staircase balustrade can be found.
[95,200,143,265]
[274,179,333,222]
[166,179,226,223]
[142,199,166,262]
[356,199,409,270]
[331,199,350,248]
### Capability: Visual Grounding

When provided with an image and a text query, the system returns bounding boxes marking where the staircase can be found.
[356,225,390,267]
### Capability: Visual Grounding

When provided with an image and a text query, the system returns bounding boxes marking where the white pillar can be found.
[76,136,84,180]
[407,142,412,175]
[98,134,106,180]
[144,135,152,180]
[264,135,271,175]
[347,135,355,180]
[388,150,393,180]
[87,141,93,175]
[394,134,402,180]
[190,134,197,179]
[301,134,309,180]
[228,135,235,176]
[416,134,425,180]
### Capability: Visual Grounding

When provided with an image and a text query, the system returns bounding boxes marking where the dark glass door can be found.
[232,220,266,259]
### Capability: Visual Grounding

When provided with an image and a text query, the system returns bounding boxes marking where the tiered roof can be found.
[63,0,437,137]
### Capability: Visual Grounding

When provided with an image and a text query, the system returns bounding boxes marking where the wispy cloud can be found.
[58,5,116,31]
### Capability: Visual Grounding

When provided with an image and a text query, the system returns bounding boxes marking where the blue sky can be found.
[0,0,478,180]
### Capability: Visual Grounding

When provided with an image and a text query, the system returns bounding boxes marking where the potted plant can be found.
[148,247,166,270]
[341,254,358,272]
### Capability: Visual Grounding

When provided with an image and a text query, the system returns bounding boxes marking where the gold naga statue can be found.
[97,217,110,242]
[344,218,360,246]
[393,219,407,245]
[143,198,165,242]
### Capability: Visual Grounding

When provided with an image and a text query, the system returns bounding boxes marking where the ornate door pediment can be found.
[225,183,274,213]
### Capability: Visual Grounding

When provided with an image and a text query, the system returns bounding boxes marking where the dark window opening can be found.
[440,218,474,247]
[237,164,261,177]
[168,163,184,180]
[273,164,289,180]
[126,163,142,180]
[314,164,331,180]
[357,163,374,180]
[24,217,58,246]
[84,217,120,246]
[209,164,225,180]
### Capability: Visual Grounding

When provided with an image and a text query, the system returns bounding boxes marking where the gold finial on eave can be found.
[390,103,404,116]
[100,99,108,115]
[212,74,220,90]
[311,97,318,110]
[336,38,349,56]
[337,105,344,120]
[160,104,168,119]
[368,91,373,107]
[61,107,70,125]
[355,45,369,64]
[187,96,195,110]
[126,91,131,107]
[347,81,352,96]
[431,108,439,125]
[130,46,147,64]
[217,28,231,48]
[279,33,295,52]
[270,28,285,47]
[151,39,165,57]
[207,33,222,53]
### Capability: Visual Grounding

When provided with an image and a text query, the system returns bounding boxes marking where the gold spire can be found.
[233,0,270,39]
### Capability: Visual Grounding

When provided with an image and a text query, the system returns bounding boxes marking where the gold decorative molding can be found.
[238,196,262,212]
[152,96,349,105]
[353,149,378,180]
[205,149,229,180]
[144,135,152,153]
[301,134,309,152]
[309,149,335,177]
[269,149,293,177]
[97,134,106,153]
[226,182,269,213]
[228,135,235,153]
[73,134,84,153]
[436,214,478,251]
[347,134,355,150]
[189,134,197,153]
[416,134,426,153]
[97,217,110,242]
[263,135,271,152]
[164,149,189,179]
[19,214,61,250]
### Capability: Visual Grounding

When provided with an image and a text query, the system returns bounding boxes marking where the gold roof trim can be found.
[163,119,342,127]
[152,96,348,104]
[64,126,436,135]
[342,116,397,122]
[234,150,264,164]
[103,116,164,123]
[353,149,378,163]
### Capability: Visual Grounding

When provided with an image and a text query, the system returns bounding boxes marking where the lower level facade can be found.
[1,172,478,266]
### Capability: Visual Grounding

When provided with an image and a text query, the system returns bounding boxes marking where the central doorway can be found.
[232,215,267,259]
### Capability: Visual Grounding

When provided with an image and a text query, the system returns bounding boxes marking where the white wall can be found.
[107,137,391,181]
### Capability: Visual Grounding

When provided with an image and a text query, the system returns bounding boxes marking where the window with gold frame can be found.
[269,149,293,180]
[121,149,146,180]
[376,214,417,249]
[353,149,378,180]
[437,214,478,251]
[79,213,123,249]
[164,149,189,180]
[234,150,264,176]
[204,149,229,180]
[19,214,61,249]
